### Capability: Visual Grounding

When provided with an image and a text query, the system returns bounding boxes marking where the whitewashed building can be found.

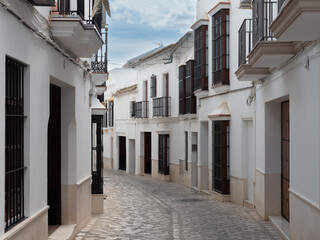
[0,0,107,239]
[104,0,320,239]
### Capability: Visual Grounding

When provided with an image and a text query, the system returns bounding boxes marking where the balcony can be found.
[236,0,299,80]
[153,97,171,117]
[50,9,103,58]
[135,101,149,119]
[270,0,320,41]
[92,31,108,85]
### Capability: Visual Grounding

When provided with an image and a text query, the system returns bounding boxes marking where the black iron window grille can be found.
[185,132,188,171]
[194,25,208,91]
[153,97,171,117]
[186,60,196,114]
[212,121,230,195]
[135,101,149,118]
[130,101,136,118]
[108,101,114,127]
[150,75,157,98]
[238,19,253,66]
[159,134,170,175]
[5,57,26,231]
[212,9,230,86]
[179,65,186,115]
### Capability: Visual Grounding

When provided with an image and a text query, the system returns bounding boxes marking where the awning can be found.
[208,102,231,120]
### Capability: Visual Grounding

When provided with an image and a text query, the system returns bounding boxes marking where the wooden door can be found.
[47,84,61,225]
[144,132,152,174]
[281,101,290,221]
[119,137,126,171]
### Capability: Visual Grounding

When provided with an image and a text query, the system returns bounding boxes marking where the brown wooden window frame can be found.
[194,25,208,91]
[186,60,196,114]
[212,9,230,87]
[159,134,170,175]
[212,121,230,195]
[150,74,157,98]
[178,65,186,115]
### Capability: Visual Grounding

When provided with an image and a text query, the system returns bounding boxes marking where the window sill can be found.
[211,84,230,94]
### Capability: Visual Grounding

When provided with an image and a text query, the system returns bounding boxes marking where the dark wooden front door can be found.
[47,84,61,225]
[119,136,126,171]
[144,132,152,174]
[281,101,290,221]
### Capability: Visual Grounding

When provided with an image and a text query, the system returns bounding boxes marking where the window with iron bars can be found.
[212,121,230,195]
[108,101,114,127]
[159,134,170,175]
[150,74,157,98]
[212,9,230,86]
[5,57,26,231]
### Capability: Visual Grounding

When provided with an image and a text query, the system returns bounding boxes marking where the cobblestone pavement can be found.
[74,170,282,240]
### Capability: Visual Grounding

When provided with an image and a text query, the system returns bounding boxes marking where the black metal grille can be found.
[252,0,277,47]
[159,135,170,175]
[92,31,108,73]
[213,121,230,195]
[108,101,114,127]
[130,101,135,118]
[5,57,26,231]
[153,97,171,117]
[238,19,252,66]
[135,101,149,118]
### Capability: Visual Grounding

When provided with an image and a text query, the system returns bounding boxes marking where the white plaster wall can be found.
[0,5,91,233]
[256,42,320,206]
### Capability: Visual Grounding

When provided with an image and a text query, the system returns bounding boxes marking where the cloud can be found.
[110,0,196,33]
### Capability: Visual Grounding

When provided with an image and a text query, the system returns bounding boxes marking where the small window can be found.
[150,74,157,98]
[212,121,230,194]
[130,101,136,118]
[108,101,114,127]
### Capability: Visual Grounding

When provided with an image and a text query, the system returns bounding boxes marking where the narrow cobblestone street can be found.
[74,170,282,240]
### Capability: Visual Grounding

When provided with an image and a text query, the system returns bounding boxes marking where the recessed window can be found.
[108,101,114,127]
[179,65,186,115]
[212,121,230,194]
[212,9,230,86]
[159,134,170,175]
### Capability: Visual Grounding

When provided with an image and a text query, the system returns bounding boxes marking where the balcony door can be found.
[252,0,263,46]
[281,101,290,221]
[163,73,169,116]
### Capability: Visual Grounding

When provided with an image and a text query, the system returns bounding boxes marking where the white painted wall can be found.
[0,4,92,235]
[256,42,320,205]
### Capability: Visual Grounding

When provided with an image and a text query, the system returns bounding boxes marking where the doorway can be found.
[119,136,126,171]
[144,132,152,174]
[47,84,61,225]
[281,101,290,221]
[191,132,198,188]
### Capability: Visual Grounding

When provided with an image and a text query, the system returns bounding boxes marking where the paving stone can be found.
[73,169,282,240]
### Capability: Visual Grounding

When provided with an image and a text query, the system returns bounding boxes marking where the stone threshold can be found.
[48,224,76,240]
[269,216,290,240]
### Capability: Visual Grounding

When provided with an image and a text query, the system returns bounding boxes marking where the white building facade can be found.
[0,0,106,239]
[104,0,320,239]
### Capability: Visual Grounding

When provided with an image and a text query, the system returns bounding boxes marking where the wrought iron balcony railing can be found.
[252,0,277,46]
[153,97,171,117]
[238,19,252,66]
[135,101,149,119]
[92,31,108,73]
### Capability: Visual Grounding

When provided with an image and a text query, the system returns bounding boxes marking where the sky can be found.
[107,0,196,70]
